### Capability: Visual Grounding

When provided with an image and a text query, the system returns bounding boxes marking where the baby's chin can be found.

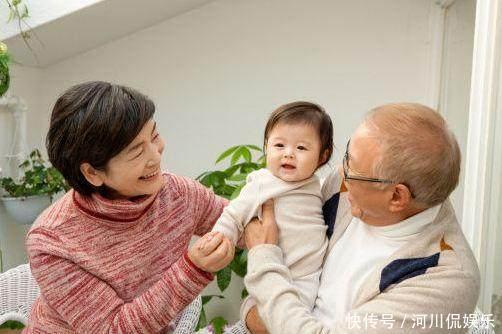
[269,168,313,182]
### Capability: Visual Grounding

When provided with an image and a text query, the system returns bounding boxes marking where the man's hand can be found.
[188,232,234,272]
[246,306,268,334]
[244,199,278,249]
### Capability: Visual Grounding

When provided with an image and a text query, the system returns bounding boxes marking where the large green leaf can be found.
[246,144,262,152]
[230,146,246,166]
[210,316,228,334]
[229,249,247,277]
[216,266,232,292]
[240,147,252,163]
[216,145,240,164]
[241,288,249,299]
[228,173,247,182]
[230,184,244,200]
[201,294,224,305]
[196,308,207,330]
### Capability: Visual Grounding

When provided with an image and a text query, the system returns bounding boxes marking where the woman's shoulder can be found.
[31,191,78,230]
[27,191,80,251]
[159,171,204,198]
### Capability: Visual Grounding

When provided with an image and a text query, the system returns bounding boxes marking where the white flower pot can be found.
[1,195,51,225]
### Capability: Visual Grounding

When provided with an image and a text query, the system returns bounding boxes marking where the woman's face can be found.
[97,119,165,198]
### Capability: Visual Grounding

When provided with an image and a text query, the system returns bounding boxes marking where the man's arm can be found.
[245,244,479,334]
[243,200,479,334]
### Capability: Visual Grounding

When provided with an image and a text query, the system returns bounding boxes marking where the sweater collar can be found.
[365,204,441,239]
[73,189,158,224]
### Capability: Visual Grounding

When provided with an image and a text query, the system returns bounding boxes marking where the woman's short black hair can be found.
[46,81,155,196]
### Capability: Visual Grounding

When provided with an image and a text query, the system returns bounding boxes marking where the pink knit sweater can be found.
[23,172,226,333]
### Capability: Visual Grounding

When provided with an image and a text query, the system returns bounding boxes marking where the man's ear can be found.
[388,184,413,213]
[80,162,105,187]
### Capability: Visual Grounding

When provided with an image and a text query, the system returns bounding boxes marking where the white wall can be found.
[0,64,42,272]
[439,0,476,221]
[0,0,476,323]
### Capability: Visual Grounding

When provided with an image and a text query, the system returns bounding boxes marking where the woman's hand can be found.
[246,306,268,334]
[244,199,278,249]
[188,232,234,272]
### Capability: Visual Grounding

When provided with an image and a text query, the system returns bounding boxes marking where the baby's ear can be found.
[319,149,330,165]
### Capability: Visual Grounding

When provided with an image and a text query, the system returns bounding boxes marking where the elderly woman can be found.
[23,81,234,333]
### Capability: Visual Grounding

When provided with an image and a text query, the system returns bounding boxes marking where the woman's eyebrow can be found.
[126,122,157,154]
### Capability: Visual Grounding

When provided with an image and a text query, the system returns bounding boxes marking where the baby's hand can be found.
[189,232,234,273]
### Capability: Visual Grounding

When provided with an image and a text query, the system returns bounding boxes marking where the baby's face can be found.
[265,122,322,182]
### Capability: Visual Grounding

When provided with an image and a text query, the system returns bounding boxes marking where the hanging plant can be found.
[0,42,10,97]
[0,0,40,95]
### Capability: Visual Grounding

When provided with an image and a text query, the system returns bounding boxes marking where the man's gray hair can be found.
[364,103,461,207]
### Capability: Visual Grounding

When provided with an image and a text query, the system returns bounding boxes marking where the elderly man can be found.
[243,103,480,333]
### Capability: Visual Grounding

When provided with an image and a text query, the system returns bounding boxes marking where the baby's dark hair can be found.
[264,101,334,166]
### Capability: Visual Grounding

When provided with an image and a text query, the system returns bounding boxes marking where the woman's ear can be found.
[80,162,105,187]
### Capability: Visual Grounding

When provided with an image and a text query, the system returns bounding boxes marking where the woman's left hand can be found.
[244,199,278,249]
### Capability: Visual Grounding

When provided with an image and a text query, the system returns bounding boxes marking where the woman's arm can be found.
[26,228,232,333]
[170,174,228,236]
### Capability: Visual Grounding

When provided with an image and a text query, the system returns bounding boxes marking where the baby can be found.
[210,101,333,320]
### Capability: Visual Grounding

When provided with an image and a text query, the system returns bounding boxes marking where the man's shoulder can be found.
[381,201,480,294]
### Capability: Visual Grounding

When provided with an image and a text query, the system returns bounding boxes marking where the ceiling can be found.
[2,0,215,67]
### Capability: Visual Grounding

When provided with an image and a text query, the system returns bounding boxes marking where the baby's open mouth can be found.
[281,164,296,169]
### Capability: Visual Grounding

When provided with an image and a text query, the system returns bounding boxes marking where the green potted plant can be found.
[195,144,265,333]
[0,149,69,225]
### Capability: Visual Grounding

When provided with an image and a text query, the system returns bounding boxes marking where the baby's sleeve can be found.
[211,171,261,244]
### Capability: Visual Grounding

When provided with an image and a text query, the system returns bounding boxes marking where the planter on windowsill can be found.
[1,195,51,225]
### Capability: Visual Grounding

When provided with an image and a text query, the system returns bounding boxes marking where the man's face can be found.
[342,125,394,226]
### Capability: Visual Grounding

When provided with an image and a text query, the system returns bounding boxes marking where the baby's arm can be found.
[211,172,261,244]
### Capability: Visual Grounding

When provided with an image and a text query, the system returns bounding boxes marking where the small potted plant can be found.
[0,149,69,225]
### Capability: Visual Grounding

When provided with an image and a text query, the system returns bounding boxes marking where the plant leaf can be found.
[230,184,244,199]
[241,147,252,162]
[201,294,224,305]
[228,173,247,182]
[229,249,247,277]
[196,308,207,331]
[216,266,232,292]
[216,145,240,164]
[230,146,245,166]
[246,144,262,152]
[210,316,228,334]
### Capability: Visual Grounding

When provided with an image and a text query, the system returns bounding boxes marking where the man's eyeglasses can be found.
[342,140,394,184]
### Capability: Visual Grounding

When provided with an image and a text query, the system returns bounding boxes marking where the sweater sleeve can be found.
[244,245,479,334]
[211,173,261,244]
[26,227,213,334]
[171,174,228,236]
